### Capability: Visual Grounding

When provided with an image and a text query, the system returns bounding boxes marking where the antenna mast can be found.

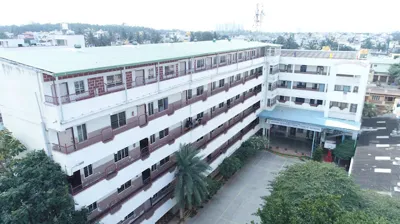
[253,3,265,40]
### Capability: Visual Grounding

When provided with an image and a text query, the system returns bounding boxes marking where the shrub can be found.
[219,156,242,179]
[206,177,223,198]
[312,146,323,162]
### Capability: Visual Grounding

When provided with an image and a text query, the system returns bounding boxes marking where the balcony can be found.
[292,86,321,92]
[68,90,261,195]
[88,103,261,222]
[44,55,264,106]
[52,75,261,155]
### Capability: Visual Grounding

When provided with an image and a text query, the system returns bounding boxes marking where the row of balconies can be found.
[118,118,260,224]
[87,104,261,222]
[53,72,261,154]
[70,89,261,195]
[44,54,264,106]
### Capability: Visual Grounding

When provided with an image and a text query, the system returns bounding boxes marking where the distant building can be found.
[0,39,24,48]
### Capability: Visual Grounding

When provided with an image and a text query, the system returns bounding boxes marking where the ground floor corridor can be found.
[186,151,300,224]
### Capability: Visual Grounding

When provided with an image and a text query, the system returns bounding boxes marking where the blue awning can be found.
[258,106,361,132]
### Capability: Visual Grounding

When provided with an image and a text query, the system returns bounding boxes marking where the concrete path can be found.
[186,151,300,224]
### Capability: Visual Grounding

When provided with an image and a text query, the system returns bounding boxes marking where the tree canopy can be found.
[255,162,400,224]
[362,102,378,118]
[388,63,400,84]
[333,139,355,160]
[0,150,88,224]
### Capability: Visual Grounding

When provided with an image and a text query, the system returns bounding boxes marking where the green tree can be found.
[0,32,9,39]
[312,146,323,162]
[362,102,378,118]
[0,151,88,224]
[255,162,362,224]
[388,63,400,84]
[219,156,242,179]
[174,144,210,222]
[150,31,162,43]
[172,35,179,43]
[305,40,319,50]
[361,38,373,49]
[333,139,355,164]
[0,129,26,171]
[274,36,286,45]
[85,31,96,47]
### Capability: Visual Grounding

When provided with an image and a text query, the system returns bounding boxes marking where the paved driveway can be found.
[186,151,299,224]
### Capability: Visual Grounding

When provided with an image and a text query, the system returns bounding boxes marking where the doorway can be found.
[179,62,186,75]
[60,82,69,103]
[142,168,151,184]
[140,138,149,157]
[68,170,82,191]
[57,128,75,151]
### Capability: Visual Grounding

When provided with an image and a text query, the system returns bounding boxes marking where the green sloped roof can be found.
[0,40,277,76]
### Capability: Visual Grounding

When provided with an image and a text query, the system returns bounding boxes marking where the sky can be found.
[0,0,399,32]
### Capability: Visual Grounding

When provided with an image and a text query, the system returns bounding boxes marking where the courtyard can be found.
[186,151,300,224]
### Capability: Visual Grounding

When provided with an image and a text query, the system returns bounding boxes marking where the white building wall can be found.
[0,62,46,149]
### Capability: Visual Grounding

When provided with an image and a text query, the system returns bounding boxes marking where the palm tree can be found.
[174,144,210,222]
[362,102,378,118]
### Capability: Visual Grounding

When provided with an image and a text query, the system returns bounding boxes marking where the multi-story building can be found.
[259,50,369,152]
[364,56,400,113]
[0,40,275,224]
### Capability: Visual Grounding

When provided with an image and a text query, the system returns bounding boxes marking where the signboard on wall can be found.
[267,119,322,132]
[324,140,336,149]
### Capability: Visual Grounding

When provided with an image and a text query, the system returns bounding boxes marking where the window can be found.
[238,53,243,60]
[353,86,359,93]
[124,211,136,220]
[197,112,204,119]
[158,98,168,111]
[148,68,155,79]
[374,64,377,67]
[196,59,205,68]
[235,94,240,100]
[84,164,93,178]
[334,85,343,91]
[114,147,129,162]
[385,96,395,102]
[317,100,323,105]
[297,129,304,133]
[88,202,97,213]
[330,101,339,108]
[196,86,204,96]
[77,124,87,142]
[219,102,224,108]
[111,111,126,129]
[117,180,132,193]
[150,134,156,144]
[235,74,241,81]
[251,50,256,56]
[350,104,358,113]
[187,89,192,99]
[160,156,170,166]
[372,95,380,101]
[151,164,157,171]
[213,57,217,65]
[159,128,169,139]
[220,55,226,64]
[74,80,85,95]
[343,86,351,93]
[106,74,123,88]
[219,79,225,87]
[229,76,234,83]
[165,65,175,75]
[300,65,307,72]
[148,102,154,115]
[196,136,204,142]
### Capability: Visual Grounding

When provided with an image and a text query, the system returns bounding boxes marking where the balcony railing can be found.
[88,103,261,222]
[294,70,327,75]
[44,55,264,106]
[68,90,261,196]
[53,74,261,154]
[292,86,322,92]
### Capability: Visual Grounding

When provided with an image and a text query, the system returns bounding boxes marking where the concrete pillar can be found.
[285,126,290,137]
[342,134,345,143]
[292,64,295,73]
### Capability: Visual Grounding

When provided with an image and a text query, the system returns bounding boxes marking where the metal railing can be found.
[44,55,264,106]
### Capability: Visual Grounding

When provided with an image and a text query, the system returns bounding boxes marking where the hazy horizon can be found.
[1,0,399,33]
